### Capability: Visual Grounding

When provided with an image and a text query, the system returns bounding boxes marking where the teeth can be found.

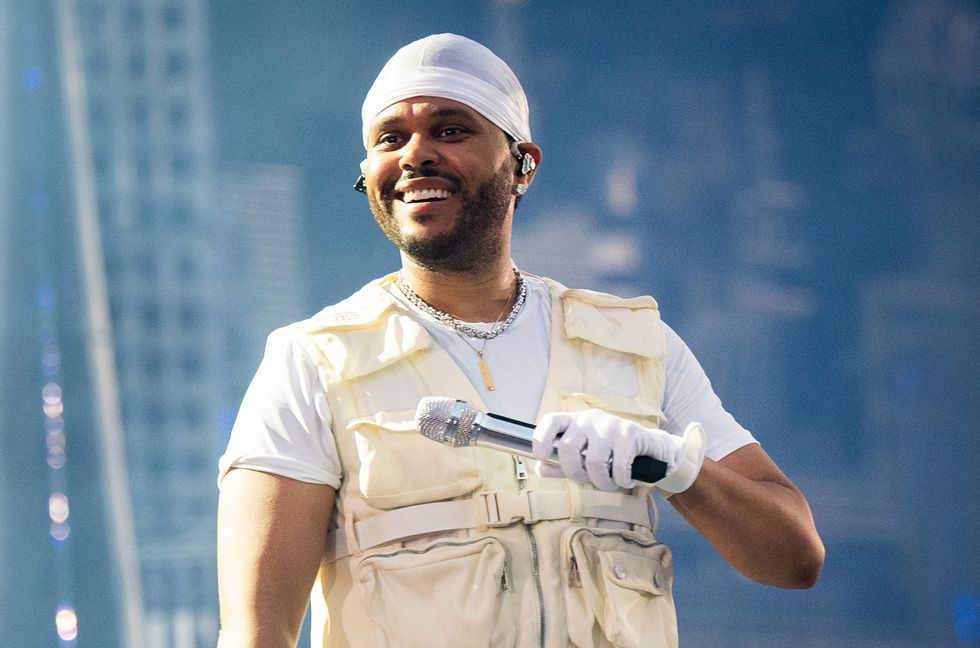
[402,188,451,203]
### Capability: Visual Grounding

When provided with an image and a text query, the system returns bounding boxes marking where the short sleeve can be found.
[217,329,342,489]
[661,322,757,461]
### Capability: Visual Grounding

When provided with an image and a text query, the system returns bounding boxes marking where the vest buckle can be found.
[477,491,540,528]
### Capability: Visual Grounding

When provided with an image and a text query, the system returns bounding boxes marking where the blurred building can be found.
[70,0,222,645]
[59,3,313,646]
[1,1,123,645]
[214,163,309,412]
[859,0,980,640]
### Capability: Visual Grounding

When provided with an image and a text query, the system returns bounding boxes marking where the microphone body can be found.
[415,398,668,484]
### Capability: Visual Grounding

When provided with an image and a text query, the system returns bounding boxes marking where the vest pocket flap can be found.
[562,392,666,426]
[562,298,665,358]
[597,549,669,596]
[346,409,419,433]
[309,311,431,380]
[348,409,483,510]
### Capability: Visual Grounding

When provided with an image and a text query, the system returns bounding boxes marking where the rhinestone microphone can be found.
[414,397,668,483]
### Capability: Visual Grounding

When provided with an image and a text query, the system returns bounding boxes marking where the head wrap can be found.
[361,33,531,149]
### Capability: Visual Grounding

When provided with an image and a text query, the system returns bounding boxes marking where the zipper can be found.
[568,553,582,588]
[514,455,546,648]
[365,537,494,561]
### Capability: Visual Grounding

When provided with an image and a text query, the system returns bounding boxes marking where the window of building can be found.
[176,255,197,281]
[124,3,144,31]
[144,399,167,427]
[180,350,202,378]
[171,152,191,178]
[178,301,201,331]
[183,402,205,428]
[162,3,185,32]
[171,200,193,226]
[165,51,187,78]
[137,200,154,225]
[138,300,161,332]
[93,148,109,176]
[88,99,107,130]
[141,349,163,380]
[76,2,106,33]
[168,101,189,129]
[131,98,149,129]
[128,51,146,80]
[85,50,109,77]
[134,254,156,281]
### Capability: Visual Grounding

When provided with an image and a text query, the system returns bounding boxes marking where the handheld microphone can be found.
[414,397,668,484]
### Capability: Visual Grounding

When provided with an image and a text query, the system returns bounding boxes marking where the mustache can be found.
[381,167,463,198]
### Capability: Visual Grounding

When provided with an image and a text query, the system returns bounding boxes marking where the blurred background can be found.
[2,0,978,646]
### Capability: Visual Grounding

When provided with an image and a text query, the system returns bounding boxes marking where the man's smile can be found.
[401,188,453,203]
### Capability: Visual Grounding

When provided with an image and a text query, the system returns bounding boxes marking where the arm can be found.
[669,443,824,588]
[217,468,335,648]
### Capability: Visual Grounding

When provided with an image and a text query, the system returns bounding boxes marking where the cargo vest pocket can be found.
[353,537,517,648]
[562,527,678,648]
[348,409,483,509]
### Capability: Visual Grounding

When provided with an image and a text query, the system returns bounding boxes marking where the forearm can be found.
[669,450,824,588]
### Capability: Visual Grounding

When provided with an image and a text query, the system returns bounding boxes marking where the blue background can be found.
[2,1,978,646]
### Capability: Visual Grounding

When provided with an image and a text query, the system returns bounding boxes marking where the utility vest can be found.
[300,273,678,648]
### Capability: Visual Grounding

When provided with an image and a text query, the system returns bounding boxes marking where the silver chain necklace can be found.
[396,268,527,340]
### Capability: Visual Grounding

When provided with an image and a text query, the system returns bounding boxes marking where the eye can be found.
[374,133,403,149]
[438,126,469,139]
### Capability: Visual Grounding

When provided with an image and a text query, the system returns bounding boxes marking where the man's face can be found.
[363,97,516,273]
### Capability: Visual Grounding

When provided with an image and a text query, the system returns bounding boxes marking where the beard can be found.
[368,161,513,273]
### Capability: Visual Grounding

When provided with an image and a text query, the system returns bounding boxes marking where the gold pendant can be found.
[477,351,495,391]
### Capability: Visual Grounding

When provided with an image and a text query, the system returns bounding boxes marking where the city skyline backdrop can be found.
[1,1,978,646]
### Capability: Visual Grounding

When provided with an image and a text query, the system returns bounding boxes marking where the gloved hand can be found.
[531,409,706,494]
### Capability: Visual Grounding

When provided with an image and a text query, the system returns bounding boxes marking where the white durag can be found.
[361,33,531,149]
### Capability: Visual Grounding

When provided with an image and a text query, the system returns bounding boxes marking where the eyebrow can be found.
[370,107,481,137]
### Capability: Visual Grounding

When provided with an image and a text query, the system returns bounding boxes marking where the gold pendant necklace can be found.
[477,351,495,391]
[396,270,522,391]
[457,337,496,391]
[454,294,513,391]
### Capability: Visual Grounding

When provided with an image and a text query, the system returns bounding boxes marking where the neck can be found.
[399,256,518,323]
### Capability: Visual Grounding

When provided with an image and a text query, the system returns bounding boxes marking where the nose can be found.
[399,133,440,171]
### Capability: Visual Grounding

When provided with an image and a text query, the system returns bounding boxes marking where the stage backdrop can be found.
[1,1,977,646]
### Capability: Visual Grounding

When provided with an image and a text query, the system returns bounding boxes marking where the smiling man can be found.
[216,34,824,648]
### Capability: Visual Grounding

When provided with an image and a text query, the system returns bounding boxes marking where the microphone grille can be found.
[415,397,479,447]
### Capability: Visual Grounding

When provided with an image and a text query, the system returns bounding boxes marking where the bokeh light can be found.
[49,493,69,524]
[22,66,43,91]
[50,521,70,542]
[55,606,78,641]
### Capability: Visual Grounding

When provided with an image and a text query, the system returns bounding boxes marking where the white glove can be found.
[531,409,706,494]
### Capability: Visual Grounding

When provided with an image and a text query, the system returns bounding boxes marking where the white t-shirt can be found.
[218,276,756,489]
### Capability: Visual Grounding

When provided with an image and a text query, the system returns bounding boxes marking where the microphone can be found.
[414,397,668,484]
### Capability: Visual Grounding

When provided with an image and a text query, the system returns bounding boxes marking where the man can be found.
[216,33,824,648]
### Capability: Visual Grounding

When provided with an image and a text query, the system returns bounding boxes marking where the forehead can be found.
[368,96,503,136]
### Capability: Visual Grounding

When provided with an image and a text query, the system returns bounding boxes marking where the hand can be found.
[531,409,706,494]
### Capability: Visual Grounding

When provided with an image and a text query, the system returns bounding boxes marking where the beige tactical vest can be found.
[298,273,678,648]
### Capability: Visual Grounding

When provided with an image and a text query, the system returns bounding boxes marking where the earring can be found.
[520,153,536,176]
[514,183,528,196]
[353,174,367,193]
[510,142,536,176]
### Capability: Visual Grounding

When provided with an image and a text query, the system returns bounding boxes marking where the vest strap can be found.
[323,488,652,562]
